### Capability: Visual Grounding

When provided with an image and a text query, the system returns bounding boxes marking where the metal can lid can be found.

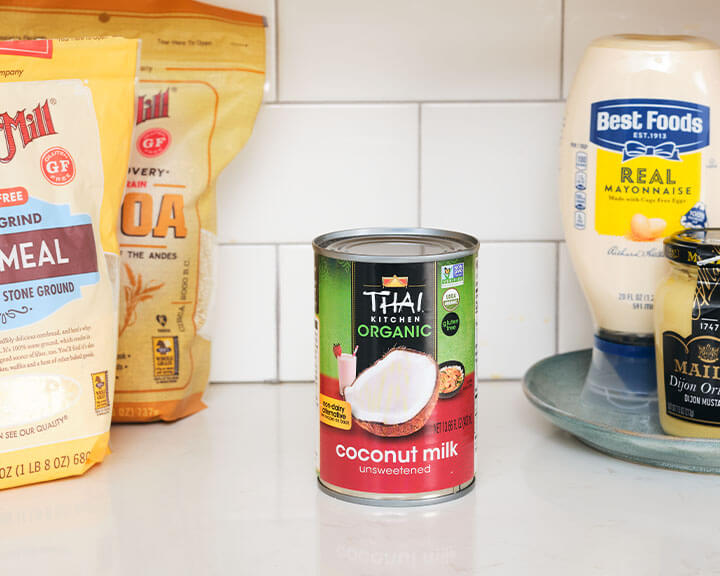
[664,228,720,267]
[313,228,479,263]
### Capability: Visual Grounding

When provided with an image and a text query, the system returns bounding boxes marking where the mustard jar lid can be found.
[664,228,720,267]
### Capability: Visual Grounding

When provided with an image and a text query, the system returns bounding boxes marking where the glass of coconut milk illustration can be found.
[333,344,357,396]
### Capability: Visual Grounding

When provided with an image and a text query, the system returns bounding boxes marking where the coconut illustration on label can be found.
[343,347,440,438]
[560,35,720,407]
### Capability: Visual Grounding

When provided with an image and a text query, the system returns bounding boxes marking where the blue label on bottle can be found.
[589,99,710,161]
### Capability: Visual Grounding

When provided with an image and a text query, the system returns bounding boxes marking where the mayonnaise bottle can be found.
[560,35,720,408]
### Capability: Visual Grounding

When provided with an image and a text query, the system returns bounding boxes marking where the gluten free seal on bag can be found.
[0,37,137,489]
[0,0,266,421]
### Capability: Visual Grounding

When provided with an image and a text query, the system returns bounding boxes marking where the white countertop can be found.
[3,381,720,575]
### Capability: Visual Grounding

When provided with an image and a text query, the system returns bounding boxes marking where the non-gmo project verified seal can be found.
[441,263,464,288]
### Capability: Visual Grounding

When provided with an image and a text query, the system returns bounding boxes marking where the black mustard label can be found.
[663,263,720,425]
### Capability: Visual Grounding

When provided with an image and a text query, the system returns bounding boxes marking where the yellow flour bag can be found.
[0,1,266,421]
[0,37,137,489]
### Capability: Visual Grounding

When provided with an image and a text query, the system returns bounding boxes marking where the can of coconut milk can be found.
[314,228,479,505]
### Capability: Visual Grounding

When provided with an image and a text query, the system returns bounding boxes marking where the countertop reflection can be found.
[2,382,720,575]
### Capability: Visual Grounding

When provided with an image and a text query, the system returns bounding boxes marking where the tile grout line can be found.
[268,99,566,106]
[417,104,422,226]
[559,0,565,98]
[555,241,560,354]
[275,244,281,381]
[218,378,528,385]
[218,239,567,247]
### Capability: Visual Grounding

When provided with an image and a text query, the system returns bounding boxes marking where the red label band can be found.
[319,373,475,495]
[0,224,98,285]
[0,40,53,59]
[0,187,28,208]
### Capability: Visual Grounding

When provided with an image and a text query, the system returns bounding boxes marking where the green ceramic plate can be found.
[523,349,720,474]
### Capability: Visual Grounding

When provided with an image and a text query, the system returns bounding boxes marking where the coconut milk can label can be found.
[316,254,476,495]
[663,263,720,425]
[589,98,709,241]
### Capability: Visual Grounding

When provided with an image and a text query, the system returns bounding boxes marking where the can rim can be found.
[317,477,475,506]
[312,227,479,263]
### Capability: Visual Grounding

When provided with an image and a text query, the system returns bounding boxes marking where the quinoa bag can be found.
[0,37,137,489]
[0,1,266,421]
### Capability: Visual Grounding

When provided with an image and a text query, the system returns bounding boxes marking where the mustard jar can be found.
[655,229,720,438]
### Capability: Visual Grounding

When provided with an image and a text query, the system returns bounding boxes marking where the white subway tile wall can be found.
[209,0,712,382]
[421,103,564,241]
[558,243,595,354]
[477,243,557,379]
[217,104,419,244]
[209,246,277,382]
[277,0,562,101]
[278,245,315,381]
